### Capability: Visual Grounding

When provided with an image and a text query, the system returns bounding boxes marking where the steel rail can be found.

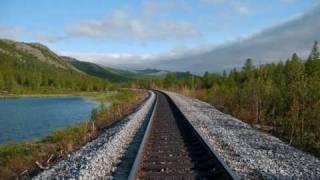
[129,91,239,179]
[163,92,240,180]
[128,92,158,180]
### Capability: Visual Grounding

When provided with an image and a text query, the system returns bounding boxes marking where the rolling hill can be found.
[61,56,131,82]
[62,57,192,81]
[0,38,193,94]
[0,39,109,93]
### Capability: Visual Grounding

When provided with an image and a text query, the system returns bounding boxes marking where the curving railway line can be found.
[128,91,239,179]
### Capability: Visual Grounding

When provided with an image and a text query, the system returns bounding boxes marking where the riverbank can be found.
[0,89,148,179]
[0,91,112,100]
[34,91,155,179]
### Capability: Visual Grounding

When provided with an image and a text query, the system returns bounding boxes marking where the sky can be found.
[0,0,319,72]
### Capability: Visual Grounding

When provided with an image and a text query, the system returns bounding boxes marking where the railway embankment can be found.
[34,91,156,179]
[164,91,320,179]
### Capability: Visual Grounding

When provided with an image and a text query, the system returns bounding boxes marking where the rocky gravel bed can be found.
[34,91,155,180]
[164,91,320,179]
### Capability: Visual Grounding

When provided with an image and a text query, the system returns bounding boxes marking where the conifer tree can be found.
[306,41,320,75]
[243,58,254,72]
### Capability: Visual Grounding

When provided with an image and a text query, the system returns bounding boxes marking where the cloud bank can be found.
[161,4,320,73]
[63,4,320,74]
[65,9,199,41]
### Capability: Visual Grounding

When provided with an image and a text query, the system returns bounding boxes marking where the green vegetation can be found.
[64,57,131,82]
[133,41,320,157]
[0,40,110,94]
[0,90,146,179]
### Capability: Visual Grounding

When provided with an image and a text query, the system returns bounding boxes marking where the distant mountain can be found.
[134,68,191,79]
[61,56,164,81]
[62,57,192,81]
[134,69,167,76]
[62,56,131,82]
[0,39,108,93]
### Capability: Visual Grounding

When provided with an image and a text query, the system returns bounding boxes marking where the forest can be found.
[132,42,320,156]
[0,44,110,94]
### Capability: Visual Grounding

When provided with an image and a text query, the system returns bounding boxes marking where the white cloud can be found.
[199,0,255,16]
[0,26,22,39]
[282,0,297,4]
[33,34,68,43]
[200,0,226,5]
[65,10,199,41]
[59,43,215,70]
[59,51,153,69]
[0,25,67,43]
[235,5,255,15]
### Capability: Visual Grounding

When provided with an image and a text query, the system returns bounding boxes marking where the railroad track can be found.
[129,91,238,179]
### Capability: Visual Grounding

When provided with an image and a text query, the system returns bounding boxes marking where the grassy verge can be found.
[0,89,147,179]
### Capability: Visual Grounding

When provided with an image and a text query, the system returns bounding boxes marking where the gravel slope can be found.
[164,91,320,179]
[34,91,155,180]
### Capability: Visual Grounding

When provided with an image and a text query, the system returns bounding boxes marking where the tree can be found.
[284,53,305,143]
[243,58,254,72]
[242,58,255,81]
[285,53,304,83]
[4,73,18,92]
[308,41,320,61]
[0,72,4,90]
[202,71,212,89]
[163,72,176,89]
[306,41,320,75]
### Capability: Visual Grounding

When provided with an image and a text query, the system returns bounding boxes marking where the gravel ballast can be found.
[34,91,155,180]
[164,91,320,179]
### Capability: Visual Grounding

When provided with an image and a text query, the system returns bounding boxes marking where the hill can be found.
[133,68,192,79]
[62,57,192,81]
[134,69,167,76]
[0,39,109,94]
[0,38,194,93]
[62,56,131,82]
[61,56,161,81]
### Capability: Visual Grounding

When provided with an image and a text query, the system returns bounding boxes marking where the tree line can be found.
[132,42,320,156]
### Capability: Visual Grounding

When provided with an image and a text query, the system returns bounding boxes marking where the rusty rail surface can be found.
[129,91,239,179]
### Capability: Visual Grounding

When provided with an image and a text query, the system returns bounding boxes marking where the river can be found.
[0,96,101,143]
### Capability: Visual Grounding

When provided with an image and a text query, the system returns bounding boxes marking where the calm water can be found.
[0,96,100,143]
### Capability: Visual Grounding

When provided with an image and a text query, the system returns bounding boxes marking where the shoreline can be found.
[0,91,117,103]
[0,89,148,179]
[0,91,107,98]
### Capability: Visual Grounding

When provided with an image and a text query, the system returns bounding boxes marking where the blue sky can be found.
[0,0,318,69]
